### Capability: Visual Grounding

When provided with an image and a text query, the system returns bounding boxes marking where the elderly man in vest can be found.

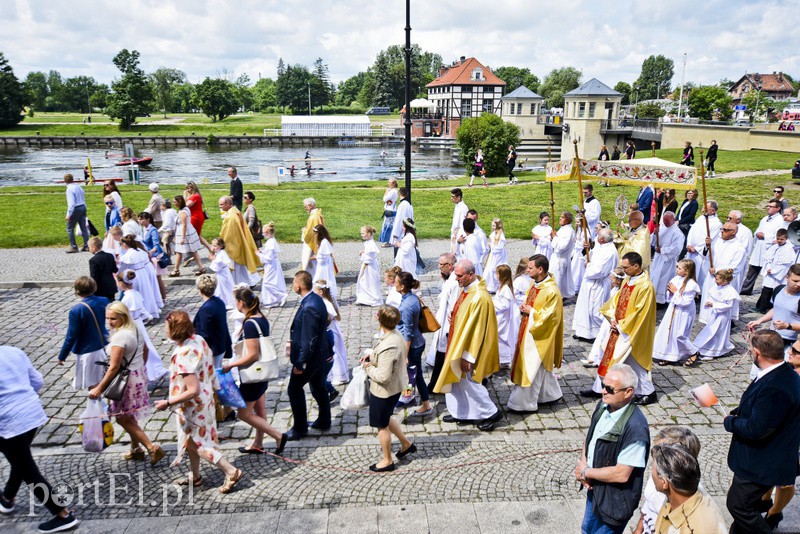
[576,363,651,534]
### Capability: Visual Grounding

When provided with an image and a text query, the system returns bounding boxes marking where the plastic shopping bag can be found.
[340,365,369,410]
[215,368,246,408]
[80,399,109,453]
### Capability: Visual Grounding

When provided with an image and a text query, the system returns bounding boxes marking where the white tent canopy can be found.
[281,115,371,136]
[410,98,435,109]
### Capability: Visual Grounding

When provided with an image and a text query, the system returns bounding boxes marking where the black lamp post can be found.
[403,0,412,201]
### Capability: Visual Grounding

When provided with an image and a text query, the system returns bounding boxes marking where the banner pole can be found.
[548,146,555,224]
[573,140,591,262]
[699,149,714,269]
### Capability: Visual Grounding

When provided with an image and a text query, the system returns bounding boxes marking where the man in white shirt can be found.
[465,209,488,264]
[572,229,617,341]
[450,188,468,254]
[461,219,484,277]
[425,253,460,391]
[741,199,784,295]
[64,173,89,253]
[582,184,602,240]
[649,212,683,305]
[697,222,748,323]
[728,210,753,257]
[685,201,722,289]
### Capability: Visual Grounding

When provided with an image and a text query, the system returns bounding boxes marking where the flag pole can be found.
[573,140,591,261]
[548,146,555,224]
[699,149,714,269]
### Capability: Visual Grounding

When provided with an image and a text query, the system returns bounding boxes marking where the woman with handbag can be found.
[156,311,242,493]
[221,287,287,456]
[395,271,433,417]
[361,305,416,472]
[88,302,164,465]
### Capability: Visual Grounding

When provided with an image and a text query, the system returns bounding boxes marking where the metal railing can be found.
[263,126,398,137]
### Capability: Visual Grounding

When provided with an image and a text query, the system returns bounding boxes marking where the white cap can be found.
[148,183,159,192]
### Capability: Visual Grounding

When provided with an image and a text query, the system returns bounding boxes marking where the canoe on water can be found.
[374,169,428,174]
[54,177,124,184]
[115,157,153,167]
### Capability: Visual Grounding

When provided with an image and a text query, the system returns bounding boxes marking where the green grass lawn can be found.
[0,153,793,249]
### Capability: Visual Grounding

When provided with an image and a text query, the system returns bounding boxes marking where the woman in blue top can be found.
[395,271,433,416]
[103,194,122,234]
[138,211,167,300]
[221,286,286,456]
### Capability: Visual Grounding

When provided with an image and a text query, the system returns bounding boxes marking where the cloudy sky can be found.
[1,0,797,89]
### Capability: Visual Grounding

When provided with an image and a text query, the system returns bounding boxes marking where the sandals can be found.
[219,469,244,494]
[193,268,206,276]
[168,270,181,277]
[149,445,165,465]
[657,360,670,366]
[124,447,146,461]
[173,475,203,487]
[684,353,701,368]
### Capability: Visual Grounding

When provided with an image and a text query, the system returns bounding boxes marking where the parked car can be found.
[366,107,390,115]
[733,119,752,127]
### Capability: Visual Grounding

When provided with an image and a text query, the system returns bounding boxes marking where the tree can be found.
[45,70,65,111]
[251,78,277,111]
[311,58,334,108]
[276,64,313,113]
[635,102,665,119]
[687,85,733,120]
[105,49,153,128]
[633,55,674,101]
[192,78,238,122]
[741,90,773,122]
[538,67,581,108]
[23,71,48,112]
[61,76,100,113]
[335,72,369,106]
[90,85,109,110]
[0,52,26,127]
[150,67,187,117]
[171,83,195,113]
[718,78,735,91]
[365,44,443,109]
[493,66,540,94]
[234,74,252,112]
[614,81,632,105]
[455,113,520,176]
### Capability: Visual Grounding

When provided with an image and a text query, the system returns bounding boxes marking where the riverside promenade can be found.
[1,239,798,533]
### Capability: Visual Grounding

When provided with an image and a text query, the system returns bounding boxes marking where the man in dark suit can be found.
[283,271,332,441]
[87,237,117,302]
[228,167,243,211]
[724,329,800,533]
[636,185,654,224]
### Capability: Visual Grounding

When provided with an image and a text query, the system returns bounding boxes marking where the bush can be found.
[455,114,520,176]
[313,105,367,115]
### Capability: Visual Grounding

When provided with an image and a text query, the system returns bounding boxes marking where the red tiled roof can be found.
[732,73,794,93]
[426,57,506,88]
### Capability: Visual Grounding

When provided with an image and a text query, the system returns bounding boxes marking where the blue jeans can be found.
[66,204,89,249]
[581,490,627,534]
[407,343,428,402]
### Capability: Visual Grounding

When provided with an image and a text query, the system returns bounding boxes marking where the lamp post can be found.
[403,0,412,201]
[754,83,763,123]
[308,82,312,116]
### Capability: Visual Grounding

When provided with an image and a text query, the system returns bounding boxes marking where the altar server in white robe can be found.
[311,225,338,299]
[582,184,602,240]
[492,265,519,368]
[755,228,796,313]
[688,269,739,363]
[584,267,625,366]
[698,222,747,323]
[512,258,533,307]
[391,187,413,257]
[550,211,576,298]
[461,218,484,277]
[531,211,553,259]
[258,222,287,308]
[425,254,460,384]
[449,188,468,255]
[483,218,508,293]
[649,212,683,304]
[355,225,383,306]
[653,259,701,364]
[684,201,722,288]
[572,229,617,341]
[209,238,236,310]
[394,218,419,279]
[467,210,489,266]
[741,198,784,295]
[507,254,562,412]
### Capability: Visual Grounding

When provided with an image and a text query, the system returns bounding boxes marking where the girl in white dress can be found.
[120,207,142,240]
[571,222,587,293]
[585,267,625,366]
[103,225,123,265]
[531,211,553,259]
[550,212,576,298]
[379,178,398,245]
[394,218,418,279]
[653,259,701,365]
[116,270,167,382]
[258,222,287,308]
[311,225,337,299]
[493,265,520,368]
[315,280,350,385]
[687,269,739,365]
[169,195,204,277]
[118,235,163,319]
[209,238,235,310]
[484,218,508,293]
[512,257,532,307]
[384,266,402,307]
[356,226,383,306]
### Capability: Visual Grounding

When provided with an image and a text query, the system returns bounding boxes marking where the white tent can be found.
[410,98,435,109]
[281,115,372,136]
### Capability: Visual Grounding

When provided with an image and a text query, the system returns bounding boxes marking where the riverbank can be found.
[0,164,793,248]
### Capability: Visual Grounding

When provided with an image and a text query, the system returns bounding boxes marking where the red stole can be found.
[509,284,540,379]
[598,282,634,377]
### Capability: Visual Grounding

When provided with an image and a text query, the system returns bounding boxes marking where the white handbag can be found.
[235,318,280,383]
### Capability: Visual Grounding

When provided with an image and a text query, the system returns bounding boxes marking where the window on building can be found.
[462,86,472,92]
[530,103,536,115]
[517,103,523,114]
[509,103,515,115]
[461,99,472,117]
[578,102,586,118]
[472,68,483,81]
[483,99,493,113]
[588,102,596,118]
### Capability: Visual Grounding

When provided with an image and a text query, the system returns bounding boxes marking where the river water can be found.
[0,144,460,187]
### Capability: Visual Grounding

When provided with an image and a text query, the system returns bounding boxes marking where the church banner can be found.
[545,158,697,190]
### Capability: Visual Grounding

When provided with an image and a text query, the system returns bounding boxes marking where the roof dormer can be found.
[471,68,483,81]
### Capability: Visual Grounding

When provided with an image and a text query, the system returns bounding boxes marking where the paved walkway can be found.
[1,241,799,532]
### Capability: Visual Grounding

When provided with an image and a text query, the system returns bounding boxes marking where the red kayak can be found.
[115,157,153,167]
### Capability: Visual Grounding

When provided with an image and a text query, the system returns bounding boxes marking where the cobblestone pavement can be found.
[1,241,800,532]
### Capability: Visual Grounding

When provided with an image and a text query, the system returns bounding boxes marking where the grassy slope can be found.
[0,147,794,248]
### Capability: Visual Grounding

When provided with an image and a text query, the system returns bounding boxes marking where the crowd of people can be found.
[4,167,800,532]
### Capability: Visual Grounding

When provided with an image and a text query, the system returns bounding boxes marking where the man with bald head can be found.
[573,228,618,342]
[727,210,753,257]
[218,195,260,285]
[425,252,461,391]
[698,221,747,324]
[617,210,651,270]
[685,200,722,289]
[649,211,683,306]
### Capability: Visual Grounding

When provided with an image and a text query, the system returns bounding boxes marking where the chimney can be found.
[460,56,466,63]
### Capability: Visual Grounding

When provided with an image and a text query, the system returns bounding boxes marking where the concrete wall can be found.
[662,123,800,152]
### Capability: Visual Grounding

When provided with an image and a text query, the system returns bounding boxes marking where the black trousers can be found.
[755,286,775,313]
[507,162,515,180]
[741,264,762,295]
[727,474,772,534]
[0,428,63,515]
[287,364,331,432]
[427,350,446,393]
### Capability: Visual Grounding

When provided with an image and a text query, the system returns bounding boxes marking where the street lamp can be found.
[403,0,412,200]
[754,83,763,123]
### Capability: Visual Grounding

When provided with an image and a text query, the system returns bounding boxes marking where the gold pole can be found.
[86,158,95,186]
[573,140,591,261]
[698,149,713,269]
[651,141,656,157]
[548,146,555,224]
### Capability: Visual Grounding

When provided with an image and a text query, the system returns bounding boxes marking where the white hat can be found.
[148,183,159,192]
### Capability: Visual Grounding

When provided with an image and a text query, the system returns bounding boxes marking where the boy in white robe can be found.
[209,238,236,310]
[549,212,576,298]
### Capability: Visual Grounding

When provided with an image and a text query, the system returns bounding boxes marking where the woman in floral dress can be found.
[155,311,242,493]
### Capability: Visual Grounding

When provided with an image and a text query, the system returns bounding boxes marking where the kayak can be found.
[115,157,153,167]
